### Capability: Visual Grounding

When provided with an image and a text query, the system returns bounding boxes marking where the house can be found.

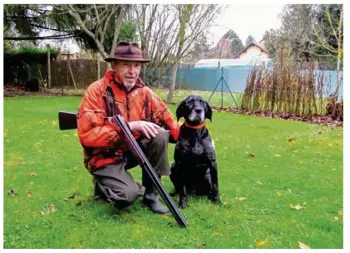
[57,51,79,60]
[234,41,269,60]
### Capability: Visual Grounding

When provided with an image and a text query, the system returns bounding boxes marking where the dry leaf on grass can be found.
[161,214,169,219]
[256,237,269,248]
[27,172,37,177]
[256,241,265,247]
[212,229,220,235]
[298,241,310,249]
[288,137,295,142]
[27,192,33,197]
[248,153,256,158]
[8,189,16,196]
[290,202,306,210]
[49,204,55,213]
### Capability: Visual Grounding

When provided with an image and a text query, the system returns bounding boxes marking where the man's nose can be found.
[128,65,135,73]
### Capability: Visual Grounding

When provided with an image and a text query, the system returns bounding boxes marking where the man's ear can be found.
[176,100,187,121]
[205,101,212,121]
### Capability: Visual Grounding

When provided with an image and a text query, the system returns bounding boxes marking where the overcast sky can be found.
[41,3,285,53]
[208,4,285,45]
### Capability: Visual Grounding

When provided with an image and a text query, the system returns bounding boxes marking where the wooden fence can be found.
[50,59,109,88]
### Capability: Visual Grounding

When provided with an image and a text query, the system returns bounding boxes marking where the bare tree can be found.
[166,4,224,104]
[311,4,343,104]
[53,4,127,58]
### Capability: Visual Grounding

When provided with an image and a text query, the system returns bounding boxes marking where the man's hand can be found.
[128,121,160,139]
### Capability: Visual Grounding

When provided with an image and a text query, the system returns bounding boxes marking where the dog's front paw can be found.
[209,190,221,204]
[211,194,221,204]
[179,197,187,209]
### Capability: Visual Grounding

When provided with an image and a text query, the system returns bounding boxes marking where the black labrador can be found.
[170,95,221,208]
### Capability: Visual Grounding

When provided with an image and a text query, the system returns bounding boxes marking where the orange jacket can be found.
[77,70,180,172]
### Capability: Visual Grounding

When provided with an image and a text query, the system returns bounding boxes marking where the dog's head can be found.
[176,95,212,125]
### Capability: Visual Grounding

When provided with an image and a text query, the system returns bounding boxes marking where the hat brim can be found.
[104,57,150,63]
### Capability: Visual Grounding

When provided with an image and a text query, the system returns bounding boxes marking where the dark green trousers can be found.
[92,128,170,209]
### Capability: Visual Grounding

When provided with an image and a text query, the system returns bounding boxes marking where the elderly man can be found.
[77,41,179,214]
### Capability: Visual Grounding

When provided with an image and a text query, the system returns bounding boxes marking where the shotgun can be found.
[58,111,187,228]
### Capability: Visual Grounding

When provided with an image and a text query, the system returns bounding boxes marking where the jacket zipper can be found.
[125,93,130,121]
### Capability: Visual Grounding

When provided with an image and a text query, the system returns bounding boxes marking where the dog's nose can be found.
[195,109,202,114]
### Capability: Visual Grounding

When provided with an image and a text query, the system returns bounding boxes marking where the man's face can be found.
[113,60,142,90]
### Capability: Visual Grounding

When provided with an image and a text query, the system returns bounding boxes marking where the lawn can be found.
[3,95,343,249]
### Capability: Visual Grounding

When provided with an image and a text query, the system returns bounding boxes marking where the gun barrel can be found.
[115,115,187,228]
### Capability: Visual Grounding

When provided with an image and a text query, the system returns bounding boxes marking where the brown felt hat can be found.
[105,41,150,63]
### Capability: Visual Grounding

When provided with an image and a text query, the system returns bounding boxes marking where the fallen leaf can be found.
[198,242,207,248]
[27,172,37,177]
[256,241,265,247]
[298,241,310,249]
[40,206,50,215]
[256,237,269,248]
[8,189,16,196]
[161,214,169,219]
[256,181,263,185]
[49,204,55,213]
[288,137,295,142]
[248,153,255,158]
[27,192,33,197]
[213,229,220,235]
[290,202,306,210]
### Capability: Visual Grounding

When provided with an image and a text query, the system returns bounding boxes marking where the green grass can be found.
[4,95,343,249]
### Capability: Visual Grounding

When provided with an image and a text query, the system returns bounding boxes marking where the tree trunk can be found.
[110,5,126,56]
[332,52,341,117]
[47,44,51,88]
[166,5,193,104]
[166,63,179,104]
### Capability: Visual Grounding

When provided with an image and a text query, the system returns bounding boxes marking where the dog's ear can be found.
[176,100,187,121]
[205,101,212,121]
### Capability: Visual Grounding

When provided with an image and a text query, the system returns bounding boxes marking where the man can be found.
[77,41,180,214]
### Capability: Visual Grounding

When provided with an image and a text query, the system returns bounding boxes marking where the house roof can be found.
[234,41,268,59]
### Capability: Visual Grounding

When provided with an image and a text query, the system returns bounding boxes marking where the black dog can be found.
[170,95,220,208]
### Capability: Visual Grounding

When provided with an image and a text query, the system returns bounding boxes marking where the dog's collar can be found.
[183,121,206,129]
